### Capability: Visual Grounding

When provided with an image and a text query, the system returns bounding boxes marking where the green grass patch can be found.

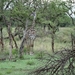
[0,54,47,75]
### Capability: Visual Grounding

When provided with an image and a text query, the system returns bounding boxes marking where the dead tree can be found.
[30,34,75,75]
[31,49,75,75]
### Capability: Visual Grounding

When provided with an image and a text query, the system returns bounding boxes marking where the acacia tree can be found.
[0,0,5,51]
[30,1,75,75]
[37,0,74,53]
[0,0,19,60]
[11,0,38,58]
[0,0,74,59]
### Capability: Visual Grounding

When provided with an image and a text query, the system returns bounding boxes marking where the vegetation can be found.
[32,49,75,75]
[0,0,75,75]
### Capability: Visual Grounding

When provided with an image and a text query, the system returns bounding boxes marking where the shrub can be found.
[23,47,27,54]
[0,73,3,75]
[6,70,12,74]
[26,60,35,65]
[35,51,44,59]
[19,55,25,60]
[12,48,18,55]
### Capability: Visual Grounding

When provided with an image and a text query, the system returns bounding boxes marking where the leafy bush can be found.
[12,48,18,55]
[12,48,18,58]
[19,55,25,59]
[6,70,12,74]
[26,60,35,65]
[23,47,27,54]
[35,51,44,59]
[0,73,3,75]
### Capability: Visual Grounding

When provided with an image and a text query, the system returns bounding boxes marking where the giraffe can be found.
[19,11,36,58]
[24,27,36,55]
[24,11,36,54]
[19,26,36,58]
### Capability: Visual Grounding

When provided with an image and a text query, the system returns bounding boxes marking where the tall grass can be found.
[2,27,74,52]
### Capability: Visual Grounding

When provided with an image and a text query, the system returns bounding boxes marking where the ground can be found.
[0,27,75,75]
[0,54,47,75]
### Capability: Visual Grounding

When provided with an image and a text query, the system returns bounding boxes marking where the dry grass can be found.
[2,27,75,53]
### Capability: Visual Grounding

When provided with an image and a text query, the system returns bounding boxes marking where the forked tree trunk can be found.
[19,11,36,58]
[3,16,18,60]
[7,24,13,60]
[3,16,13,60]
[7,23,18,59]
[19,30,27,58]
[11,34,18,49]
[19,19,28,58]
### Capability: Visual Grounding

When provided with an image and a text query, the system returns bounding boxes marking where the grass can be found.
[34,31,72,53]
[0,27,75,75]
[2,27,74,52]
[0,54,46,75]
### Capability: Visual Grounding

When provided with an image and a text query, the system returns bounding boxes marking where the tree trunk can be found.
[3,16,13,60]
[71,33,75,50]
[11,34,18,49]
[51,31,55,53]
[71,33,73,50]
[30,39,34,55]
[19,33,26,58]
[0,27,4,51]
[7,24,13,60]
[19,19,28,58]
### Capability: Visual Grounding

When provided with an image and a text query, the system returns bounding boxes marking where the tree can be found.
[14,0,37,58]
[31,49,75,75]
[0,0,18,60]
[37,0,74,53]
[0,0,5,51]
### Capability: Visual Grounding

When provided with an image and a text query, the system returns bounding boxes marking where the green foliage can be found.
[26,60,35,65]
[23,47,28,54]
[6,69,12,74]
[0,73,3,75]
[35,51,44,59]
[0,54,47,75]
[12,48,18,55]
[58,15,73,27]
[37,0,73,28]
[19,55,24,60]
[12,48,18,58]
[11,1,30,19]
